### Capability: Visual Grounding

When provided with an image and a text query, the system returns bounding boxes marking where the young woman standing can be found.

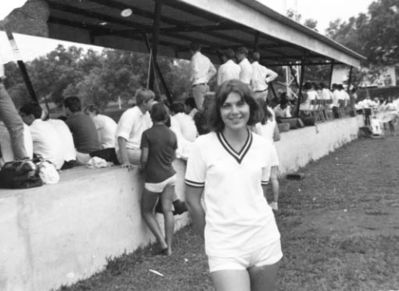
[185,79,282,291]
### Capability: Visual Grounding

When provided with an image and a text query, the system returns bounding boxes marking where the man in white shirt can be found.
[47,118,77,165]
[217,48,240,86]
[116,89,155,168]
[84,105,117,149]
[236,47,252,85]
[250,51,278,101]
[190,42,217,110]
[19,103,65,170]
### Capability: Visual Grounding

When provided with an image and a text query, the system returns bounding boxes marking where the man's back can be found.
[66,112,100,153]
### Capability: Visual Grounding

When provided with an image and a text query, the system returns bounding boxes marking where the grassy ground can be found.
[60,134,399,291]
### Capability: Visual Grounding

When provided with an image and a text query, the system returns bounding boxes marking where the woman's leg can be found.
[248,261,280,291]
[160,184,175,255]
[141,189,168,250]
[211,270,250,291]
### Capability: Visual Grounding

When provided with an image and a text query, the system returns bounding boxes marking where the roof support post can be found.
[295,63,305,117]
[4,27,38,104]
[347,66,353,92]
[328,62,335,88]
[149,0,162,92]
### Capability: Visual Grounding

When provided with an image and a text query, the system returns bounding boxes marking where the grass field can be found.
[60,135,399,291]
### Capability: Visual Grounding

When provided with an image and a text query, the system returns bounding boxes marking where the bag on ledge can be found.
[0,159,43,189]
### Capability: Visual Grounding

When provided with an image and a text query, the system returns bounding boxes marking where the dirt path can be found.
[62,135,399,291]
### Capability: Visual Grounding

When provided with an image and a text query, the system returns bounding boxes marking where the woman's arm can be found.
[186,185,205,238]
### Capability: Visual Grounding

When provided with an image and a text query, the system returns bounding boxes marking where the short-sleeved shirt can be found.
[116,106,152,151]
[185,131,280,257]
[92,114,117,149]
[65,112,100,153]
[217,60,241,86]
[238,58,253,85]
[47,119,76,162]
[140,124,177,183]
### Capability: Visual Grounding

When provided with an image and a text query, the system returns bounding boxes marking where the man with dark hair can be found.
[189,42,216,110]
[217,48,240,86]
[251,51,278,101]
[19,103,65,169]
[64,96,100,158]
[236,46,252,85]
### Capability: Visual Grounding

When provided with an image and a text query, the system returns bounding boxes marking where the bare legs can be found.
[141,185,175,255]
[210,261,280,291]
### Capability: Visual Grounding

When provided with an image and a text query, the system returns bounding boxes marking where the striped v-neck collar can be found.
[217,130,253,164]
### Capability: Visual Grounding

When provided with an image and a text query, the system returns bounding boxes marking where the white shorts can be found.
[208,239,283,272]
[144,175,176,193]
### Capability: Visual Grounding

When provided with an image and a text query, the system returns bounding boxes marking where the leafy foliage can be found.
[4,45,192,110]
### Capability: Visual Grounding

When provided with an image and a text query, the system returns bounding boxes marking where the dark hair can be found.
[190,42,201,52]
[319,82,327,89]
[236,46,248,56]
[208,79,259,132]
[256,98,272,125]
[185,97,197,109]
[150,102,169,122]
[252,51,261,62]
[171,102,185,114]
[64,96,82,112]
[20,102,42,119]
[136,89,155,105]
[84,104,99,115]
[224,48,235,60]
[303,82,313,91]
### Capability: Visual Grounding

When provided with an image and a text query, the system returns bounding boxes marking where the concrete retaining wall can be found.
[0,116,363,291]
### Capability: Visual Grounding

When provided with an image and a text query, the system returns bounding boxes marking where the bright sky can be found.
[259,0,375,32]
[0,0,376,64]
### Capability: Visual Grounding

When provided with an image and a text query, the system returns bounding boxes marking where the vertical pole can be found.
[295,63,305,117]
[4,27,38,103]
[149,0,162,91]
[347,66,353,92]
[328,61,335,89]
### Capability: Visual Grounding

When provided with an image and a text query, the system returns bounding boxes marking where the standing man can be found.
[236,47,253,85]
[116,89,155,168]
[217,48,241,86]
[251,51,278,101]
[190,42,216,110]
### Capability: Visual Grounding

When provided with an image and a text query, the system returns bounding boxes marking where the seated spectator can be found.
[19,103,65,169]
[0,121,33,166]
[46,118,77,169]
[64,96,101,162]
[170,102,198,142]
[274,92,292,121]
[184,97,198,119]
[84,105,117,149]
[116,89,154,167]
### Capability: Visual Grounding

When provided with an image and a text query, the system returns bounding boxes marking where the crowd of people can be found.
[0,42,377,291]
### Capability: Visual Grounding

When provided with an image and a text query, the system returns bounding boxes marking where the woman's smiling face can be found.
[220,91,250,131]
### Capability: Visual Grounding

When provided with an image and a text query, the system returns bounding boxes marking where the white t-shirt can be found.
[92,114,117,149]
[300,90,318,111]
[254,121,276,144]
[115,106,152,151]
[238,58,253,85]
[0,122,33,164]
[190,51,217,85]
[217,60,241,85]
[172,113,198,142]
[29,119,64,169]
[185,131,281,257]
[47,119,76,162]
[251,61,278,92]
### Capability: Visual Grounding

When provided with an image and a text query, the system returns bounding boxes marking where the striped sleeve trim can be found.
[185,179,205,188]
[261,181,270,186]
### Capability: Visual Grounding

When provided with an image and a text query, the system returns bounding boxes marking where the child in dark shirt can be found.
[140,102,177,256]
